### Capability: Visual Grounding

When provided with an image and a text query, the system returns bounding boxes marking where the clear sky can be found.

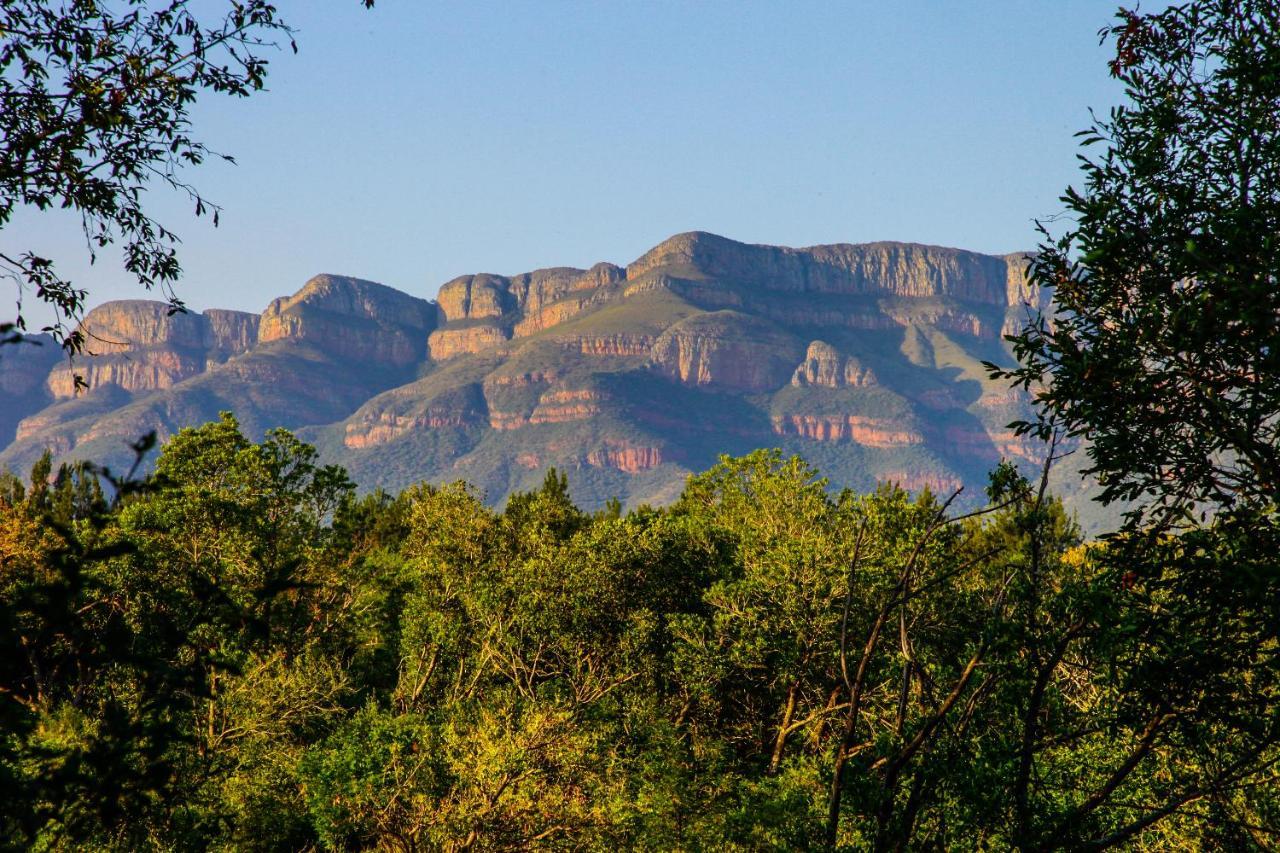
[10,1,1138,325]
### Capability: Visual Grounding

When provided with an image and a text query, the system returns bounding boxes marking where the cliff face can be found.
[205,309,260,355]
[791,341,876,388]
[627,232,1017,305]
[74,300,210,353]
[44,302,262,398]
[259,274,437,366]
[0,231,1084,527]
[418,232,1039,361]
[650,312,803,392]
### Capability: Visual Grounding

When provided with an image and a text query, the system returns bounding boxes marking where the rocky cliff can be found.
[791,341,877,388]
[258,274,437,366]
[0,231,1087,525]
[43,302,261,398]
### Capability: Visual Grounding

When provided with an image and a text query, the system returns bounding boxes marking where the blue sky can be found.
[11,1,1136,324]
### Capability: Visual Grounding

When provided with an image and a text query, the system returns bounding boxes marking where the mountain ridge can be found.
[1,232,1103,526]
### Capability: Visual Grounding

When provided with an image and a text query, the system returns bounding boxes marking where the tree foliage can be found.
[0,0,372,352]
[2,430,1274,849]
[997,0,1280,527]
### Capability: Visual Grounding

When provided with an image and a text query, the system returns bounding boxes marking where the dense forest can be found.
[0,413,1276,849]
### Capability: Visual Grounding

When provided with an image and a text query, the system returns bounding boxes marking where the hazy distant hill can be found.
[0,232,1110,529]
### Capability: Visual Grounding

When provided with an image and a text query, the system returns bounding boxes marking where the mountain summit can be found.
[1,233,1084,517]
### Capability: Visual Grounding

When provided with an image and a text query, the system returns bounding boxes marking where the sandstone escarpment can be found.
[491,387,603,429]
[567,333,655,357]
[507,264,624,314]
[650,312,802,392]
[512,282,629,337]
[428,324,510,360]
[772,414,924,447]
[343,384,486,449]
[47,349,207,398]
[44,302,263,398]
[344,411,473,448]
[436,274,514,322]
[791,341,876,388]
[1,231,1079,528]
[484,369,561,388]
[628,232,1021,306]
[204,309,260,355]
[436,264,626,332]
[585,443,665,473]
[259,274,435,366]
[75,300,209,353]
[514,298,595,336]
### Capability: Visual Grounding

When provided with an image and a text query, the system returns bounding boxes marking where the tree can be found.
[990,4,1280,846]
[0,0,373,353]
[997,0,1280,529]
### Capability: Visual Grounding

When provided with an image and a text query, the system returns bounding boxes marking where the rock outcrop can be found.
[628,231,1020,306]
[436,274,514,322]
[772,415,925,447]
[2,231,1086,528]
[74,300,209,353]
[791,341,876,388]
[204,309,260,355]
[259,274,436,366]
[565,334,655,357]
[585,443,665,473]
[427,323,510,360]
[490,387,604,430]
[650,312,803,391]
[47,349,206,398]
[45,302,261,398]
[343,384,487,449]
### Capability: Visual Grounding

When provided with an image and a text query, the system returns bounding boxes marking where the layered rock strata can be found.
[45,302,261,398]
[791,341,876,388]
[259,274,436,366]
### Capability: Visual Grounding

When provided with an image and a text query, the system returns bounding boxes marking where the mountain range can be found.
[0,231,1106,526]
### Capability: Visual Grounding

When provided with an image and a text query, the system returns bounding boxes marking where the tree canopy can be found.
[1,425,1275,849]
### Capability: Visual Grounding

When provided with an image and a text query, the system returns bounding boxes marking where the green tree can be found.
[997,0,1280,528]
[0,0,373,352]
[991,3,1280,846]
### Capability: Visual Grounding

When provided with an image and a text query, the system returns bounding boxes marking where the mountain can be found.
[0,232,1105,526]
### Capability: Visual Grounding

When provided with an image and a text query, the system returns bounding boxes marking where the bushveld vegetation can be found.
[0,415,1276,850]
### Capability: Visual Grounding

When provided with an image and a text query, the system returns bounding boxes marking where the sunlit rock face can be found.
[649,312,804,392]
[627,231,1017,304]
[771,414,924,447]
[791,341,877,388]
[427,324,510,360]
[204,309,260,355]
[45,301,261,398]
[258,274,437,366]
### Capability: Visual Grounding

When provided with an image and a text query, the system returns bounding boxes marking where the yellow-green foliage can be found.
[0,426,1276,850]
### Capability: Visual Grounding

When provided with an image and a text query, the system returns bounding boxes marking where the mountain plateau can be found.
[0,232,1106,526]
